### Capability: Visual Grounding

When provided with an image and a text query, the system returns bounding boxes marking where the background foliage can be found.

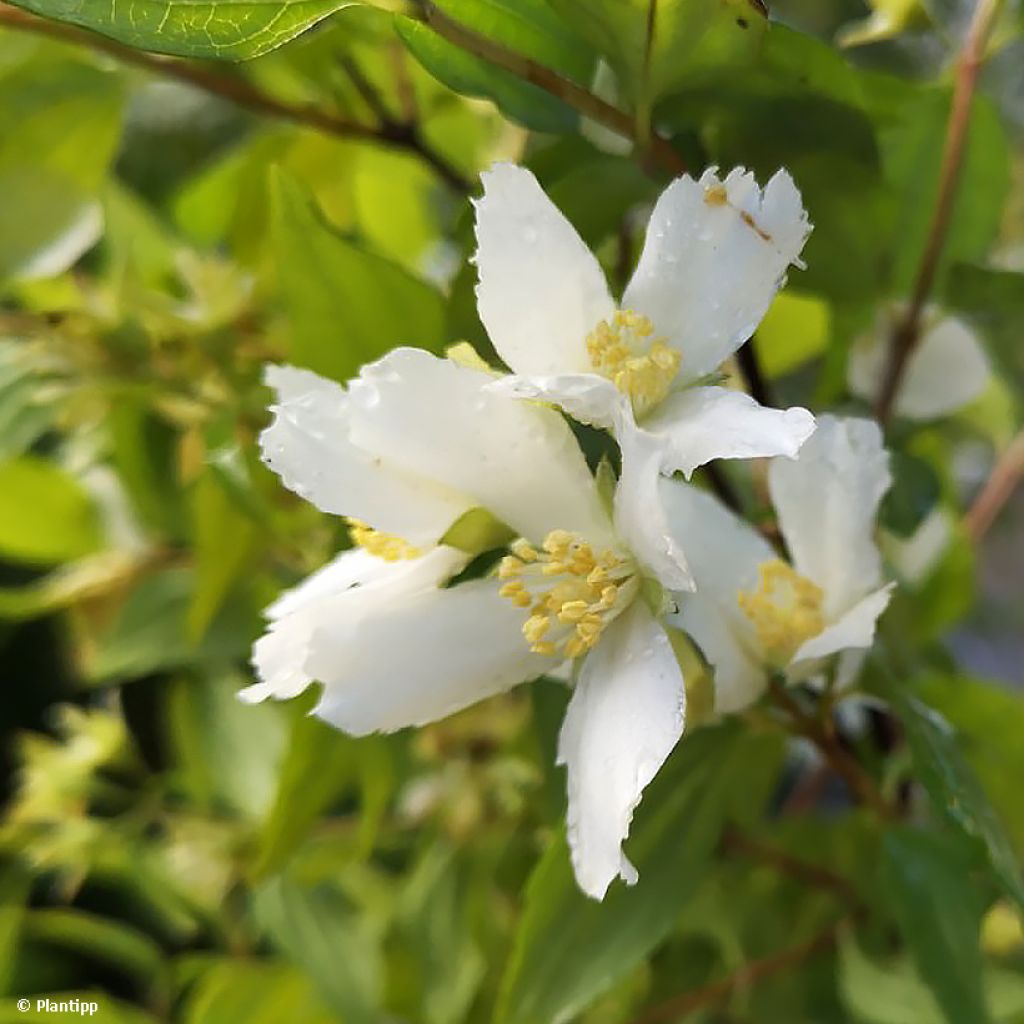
[0,0,1023,1021]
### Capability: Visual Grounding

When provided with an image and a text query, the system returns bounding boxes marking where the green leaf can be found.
[6,0,353,60]
[82,568,259,684]
[757,291,831,378]
[431,0,597,83]
[881,89,1009,297]
[24,909,167,993]
[0,57,122,283]
[182,959,337,1024]
[0,457,102,565]
[496,724,778,1024]
[439,507,515,555]
[880,452,941,538]
[881,827,990,1024]
[251,875,383,1022]
[253,700,357,879]
[166,672,286,818]
[396,17,577,134]
[547,0,768,110]
[188,469,260,643]
[270,168,447,382]
[882,680,1024,911]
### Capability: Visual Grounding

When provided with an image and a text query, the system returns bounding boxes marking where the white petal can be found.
[623,167,811,382]
[557,603,686,900]
[674,600,767,714]
[769,415,891,619]
[793,583,895,663]
[243,546,467,706]
[643,386,816,479]
[474,163,614,376]
[348,348,614,547]
[486,372,627,432]
[260,365,469,545]
[614,422,694,591]
[660,477,775,703]
[308,578,549,735]
[848,311,990,420]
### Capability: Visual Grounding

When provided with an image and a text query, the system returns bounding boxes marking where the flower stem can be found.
[874,0,1004,423]
[964,426,1024,541]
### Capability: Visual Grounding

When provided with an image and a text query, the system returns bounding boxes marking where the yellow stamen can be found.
[586,309,681,417]
[348,519,421,562]
[737,559,825,666]
[498,528,638,659]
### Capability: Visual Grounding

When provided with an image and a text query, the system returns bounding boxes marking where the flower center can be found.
[738,559,825,666]
[348,519,421,561]
[586,309,681,417]
[498,530,638,659]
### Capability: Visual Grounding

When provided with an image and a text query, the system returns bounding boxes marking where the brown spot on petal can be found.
[740,209,773,243]
[704,184,729,206]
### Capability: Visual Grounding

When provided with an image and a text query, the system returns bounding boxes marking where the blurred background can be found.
[0,0,1022,1020]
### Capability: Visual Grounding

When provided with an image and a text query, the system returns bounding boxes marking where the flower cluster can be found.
[241,165,896,900]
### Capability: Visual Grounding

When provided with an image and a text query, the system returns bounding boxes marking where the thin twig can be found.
[338,53,395,125]
[768,679,894,820]
[420,2,687,177]
[721,826,864,912]
[875,0,1003,422]
[736,335,774,408]
[0,2,471,193]
[964,426,1024,541]
[628,919,846,1024]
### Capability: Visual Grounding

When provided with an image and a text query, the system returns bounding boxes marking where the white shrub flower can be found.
[660,416,895,713]
[243,350,707,900]
[847,306,991,419]
[472,162,817,560]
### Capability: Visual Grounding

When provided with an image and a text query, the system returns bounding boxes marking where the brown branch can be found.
[421,2,687,176]
[767,679,894,820]
[629,919,846,1024]
[721,826,864,912]
[964,426,1024,541]
[0,2,470,193]
[874,0,1003,423]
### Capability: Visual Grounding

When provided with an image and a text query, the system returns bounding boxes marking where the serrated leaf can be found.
[270,168,447,382]
[6,0,353,60]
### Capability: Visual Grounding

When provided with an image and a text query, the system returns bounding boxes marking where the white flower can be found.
[659,416,895,713]
[472,162,817,582]
[245,349,699,900]
[848,307,991,419]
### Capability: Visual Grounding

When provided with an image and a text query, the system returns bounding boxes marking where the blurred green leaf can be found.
[253,702,356,879]
[881,827,990,1024]
[0,56,122,283]
[182,959,337,1024]
[270,168,447,381]
[882,680,1024,911]
[6,0,354,60]
[396,16,578,134]
[82,568,258,684]
[496,724,776,1024]
[757,291,831,379]
[881,89,1009,297]
[881,452,941,538]
[24,909,167,994]
[547,0,768,110]
[167,672,285,818]
[188,470,260,643]
[0,864,30,997]
[251,875,384,1022]
[0,457,102,565]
